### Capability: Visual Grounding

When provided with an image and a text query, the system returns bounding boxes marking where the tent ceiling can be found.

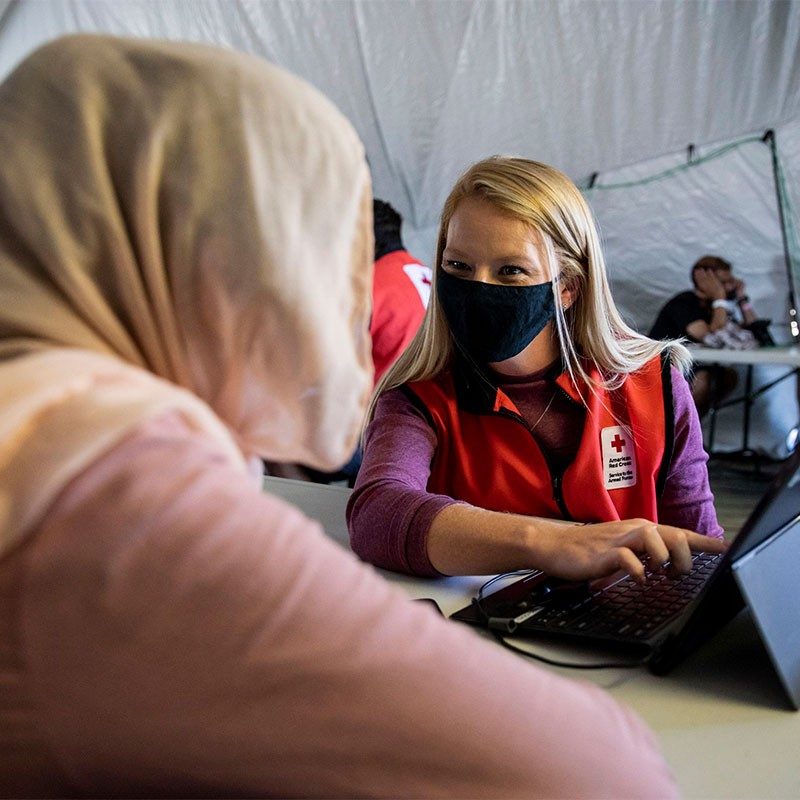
[0,0,798,227]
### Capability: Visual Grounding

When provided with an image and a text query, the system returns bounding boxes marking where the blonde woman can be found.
[348,157,726,580]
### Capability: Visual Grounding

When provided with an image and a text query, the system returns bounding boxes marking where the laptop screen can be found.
[729,447,800,560]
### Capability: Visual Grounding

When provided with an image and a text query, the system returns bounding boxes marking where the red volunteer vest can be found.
[406,355,673,523]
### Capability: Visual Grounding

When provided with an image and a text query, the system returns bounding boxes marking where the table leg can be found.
[743,365,754,454]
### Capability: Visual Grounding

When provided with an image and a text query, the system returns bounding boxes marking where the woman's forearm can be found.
[426,503,570,576]
[427,503,727,581]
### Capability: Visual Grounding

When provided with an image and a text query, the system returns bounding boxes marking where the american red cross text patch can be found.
[601,426,637,489]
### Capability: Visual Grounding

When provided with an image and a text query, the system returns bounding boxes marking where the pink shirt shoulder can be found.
[2,411,676,797]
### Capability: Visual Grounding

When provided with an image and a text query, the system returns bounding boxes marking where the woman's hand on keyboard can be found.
[529,519,729,584]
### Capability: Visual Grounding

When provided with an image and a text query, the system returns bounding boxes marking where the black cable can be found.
[478,569,537,596]
[473,573,652,670]
[489,629,649,670]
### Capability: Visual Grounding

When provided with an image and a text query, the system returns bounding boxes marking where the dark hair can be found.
[373,199,404,260]
[691,255,732,287]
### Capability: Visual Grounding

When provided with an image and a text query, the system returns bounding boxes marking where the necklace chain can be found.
[528,390,556,433]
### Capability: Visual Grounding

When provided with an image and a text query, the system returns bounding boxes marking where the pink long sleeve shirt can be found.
[0,411,677,798]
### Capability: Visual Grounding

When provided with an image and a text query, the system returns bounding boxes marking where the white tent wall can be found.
[1,0,799,455]
[584,122,800,457]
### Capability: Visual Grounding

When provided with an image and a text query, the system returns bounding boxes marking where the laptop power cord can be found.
[471,575,652,670]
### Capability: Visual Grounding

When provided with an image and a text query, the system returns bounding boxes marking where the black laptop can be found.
[451,449,800,709]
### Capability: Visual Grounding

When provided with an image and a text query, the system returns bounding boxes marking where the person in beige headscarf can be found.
[0,34,677,798]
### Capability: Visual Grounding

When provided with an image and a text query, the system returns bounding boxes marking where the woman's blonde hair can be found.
[365,156,689,425]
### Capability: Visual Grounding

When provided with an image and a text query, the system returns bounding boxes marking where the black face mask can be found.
[437,270,556,364]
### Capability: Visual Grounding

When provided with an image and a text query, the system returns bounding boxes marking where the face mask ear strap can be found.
[553,273,566,311]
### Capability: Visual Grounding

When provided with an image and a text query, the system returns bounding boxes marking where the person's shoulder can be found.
[376,384,412,409]
[666,363,703,434]
[377,383,430,413]
[373,249,426,276]
[405,368,454,395]
[617,353,667,385]
[373,250,431,305]
[372,382,442,431]
[109,411,249,482]
[649,291,705,339]
[612,352,688,398]
[41,409,264,550]
[663,290,700,308]
[388,370,455,417]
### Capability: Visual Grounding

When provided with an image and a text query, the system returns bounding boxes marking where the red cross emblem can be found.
[611,434,626,453]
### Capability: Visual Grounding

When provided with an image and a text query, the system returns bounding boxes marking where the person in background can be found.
[371,198,432,384]
[348,157,726,582]
[649,255,761,416]
[0,36,678,798]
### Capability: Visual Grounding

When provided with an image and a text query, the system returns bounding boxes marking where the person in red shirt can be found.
[370,199,432,384]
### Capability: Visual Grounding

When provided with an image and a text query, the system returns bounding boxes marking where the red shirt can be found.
[370,250,431,384]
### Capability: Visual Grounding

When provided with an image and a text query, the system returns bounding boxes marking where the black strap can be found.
[399,383,437,430]
[655,351,675,498]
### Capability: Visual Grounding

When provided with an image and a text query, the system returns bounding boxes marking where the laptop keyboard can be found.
[499,551,723,641]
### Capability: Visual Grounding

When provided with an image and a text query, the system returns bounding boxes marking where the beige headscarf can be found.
[0,35,373,555]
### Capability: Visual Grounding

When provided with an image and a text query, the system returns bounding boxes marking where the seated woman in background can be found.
[348,157,727,579]
[0,36,678,798]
